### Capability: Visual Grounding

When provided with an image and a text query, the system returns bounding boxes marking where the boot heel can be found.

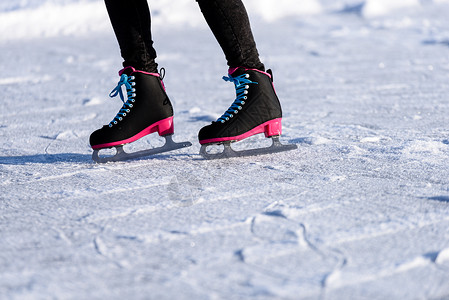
[157,117,174,136]
[264,119,282,137]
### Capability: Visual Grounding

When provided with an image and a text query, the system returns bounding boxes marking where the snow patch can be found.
[395,256,429,272]
[82,97,104,106]
[360,136,381,143]
[362,0,420,18]
[245,0,322,22]
[327,256,431,290]
[0,2,110,41]
[188,107,202,114]
[55,130,78,141]
[402,140,448,156]
[329,175,347,182]
[0,0,323,41]
[436,248,449,264]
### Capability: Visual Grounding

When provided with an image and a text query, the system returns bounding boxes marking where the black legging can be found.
[104,0,264,73]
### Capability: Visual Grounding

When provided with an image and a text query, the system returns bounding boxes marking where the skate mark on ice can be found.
[83,205,161,223]
[423,251,440,263]
[250,210,333,260]
[320,247,348,297]
[422,38,449,48]
[262,210,286,218]
[236,212,345,295]
[93,236,126,269]
[234,249,245,262]
[336,3,364,15]
[0,75,51,85]
[374,84,410,91]
[427,196,449,203]
[167,173,203,207]
[325,250,449,290]
[0,153,92,167]
[8,104,86,118]
[93,220,250,246]
[80,189,178,223]
[326,214,449,250]
[81,185,267,225]
[256,203,352,296]
[82,97,104,106]
[358,123,382,131]
[289,136,330,146]
[250,213,301,245]
[40,134,59,140]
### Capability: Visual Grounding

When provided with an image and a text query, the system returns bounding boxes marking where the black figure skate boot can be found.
[90,66,191,163]
[198,67,297,159]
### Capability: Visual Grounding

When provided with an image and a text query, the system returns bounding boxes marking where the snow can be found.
[362,0,420,18]
[1,0,449,299]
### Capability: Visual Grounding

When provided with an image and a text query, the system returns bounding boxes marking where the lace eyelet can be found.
[126,109,130,112]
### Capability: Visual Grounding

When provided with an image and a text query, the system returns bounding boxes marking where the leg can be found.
[105,0,158,73]
[89,1,192,162]
[196,0,297,158]
[196,0,264,71]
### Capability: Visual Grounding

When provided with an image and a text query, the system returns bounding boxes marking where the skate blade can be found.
[199,136,297,160]
[92,135,192,163]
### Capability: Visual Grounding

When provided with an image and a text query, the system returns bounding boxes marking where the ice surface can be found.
[1,0,449,299]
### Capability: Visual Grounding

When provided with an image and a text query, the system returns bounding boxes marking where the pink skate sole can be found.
[92,116,174,150]
[199,118,283,145]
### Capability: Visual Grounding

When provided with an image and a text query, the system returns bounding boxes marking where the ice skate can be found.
[198,67,297,160]
[90,67,191,163]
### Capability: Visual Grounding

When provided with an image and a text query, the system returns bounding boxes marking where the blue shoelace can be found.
[108,74,136,127]
[216,73,258,123]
